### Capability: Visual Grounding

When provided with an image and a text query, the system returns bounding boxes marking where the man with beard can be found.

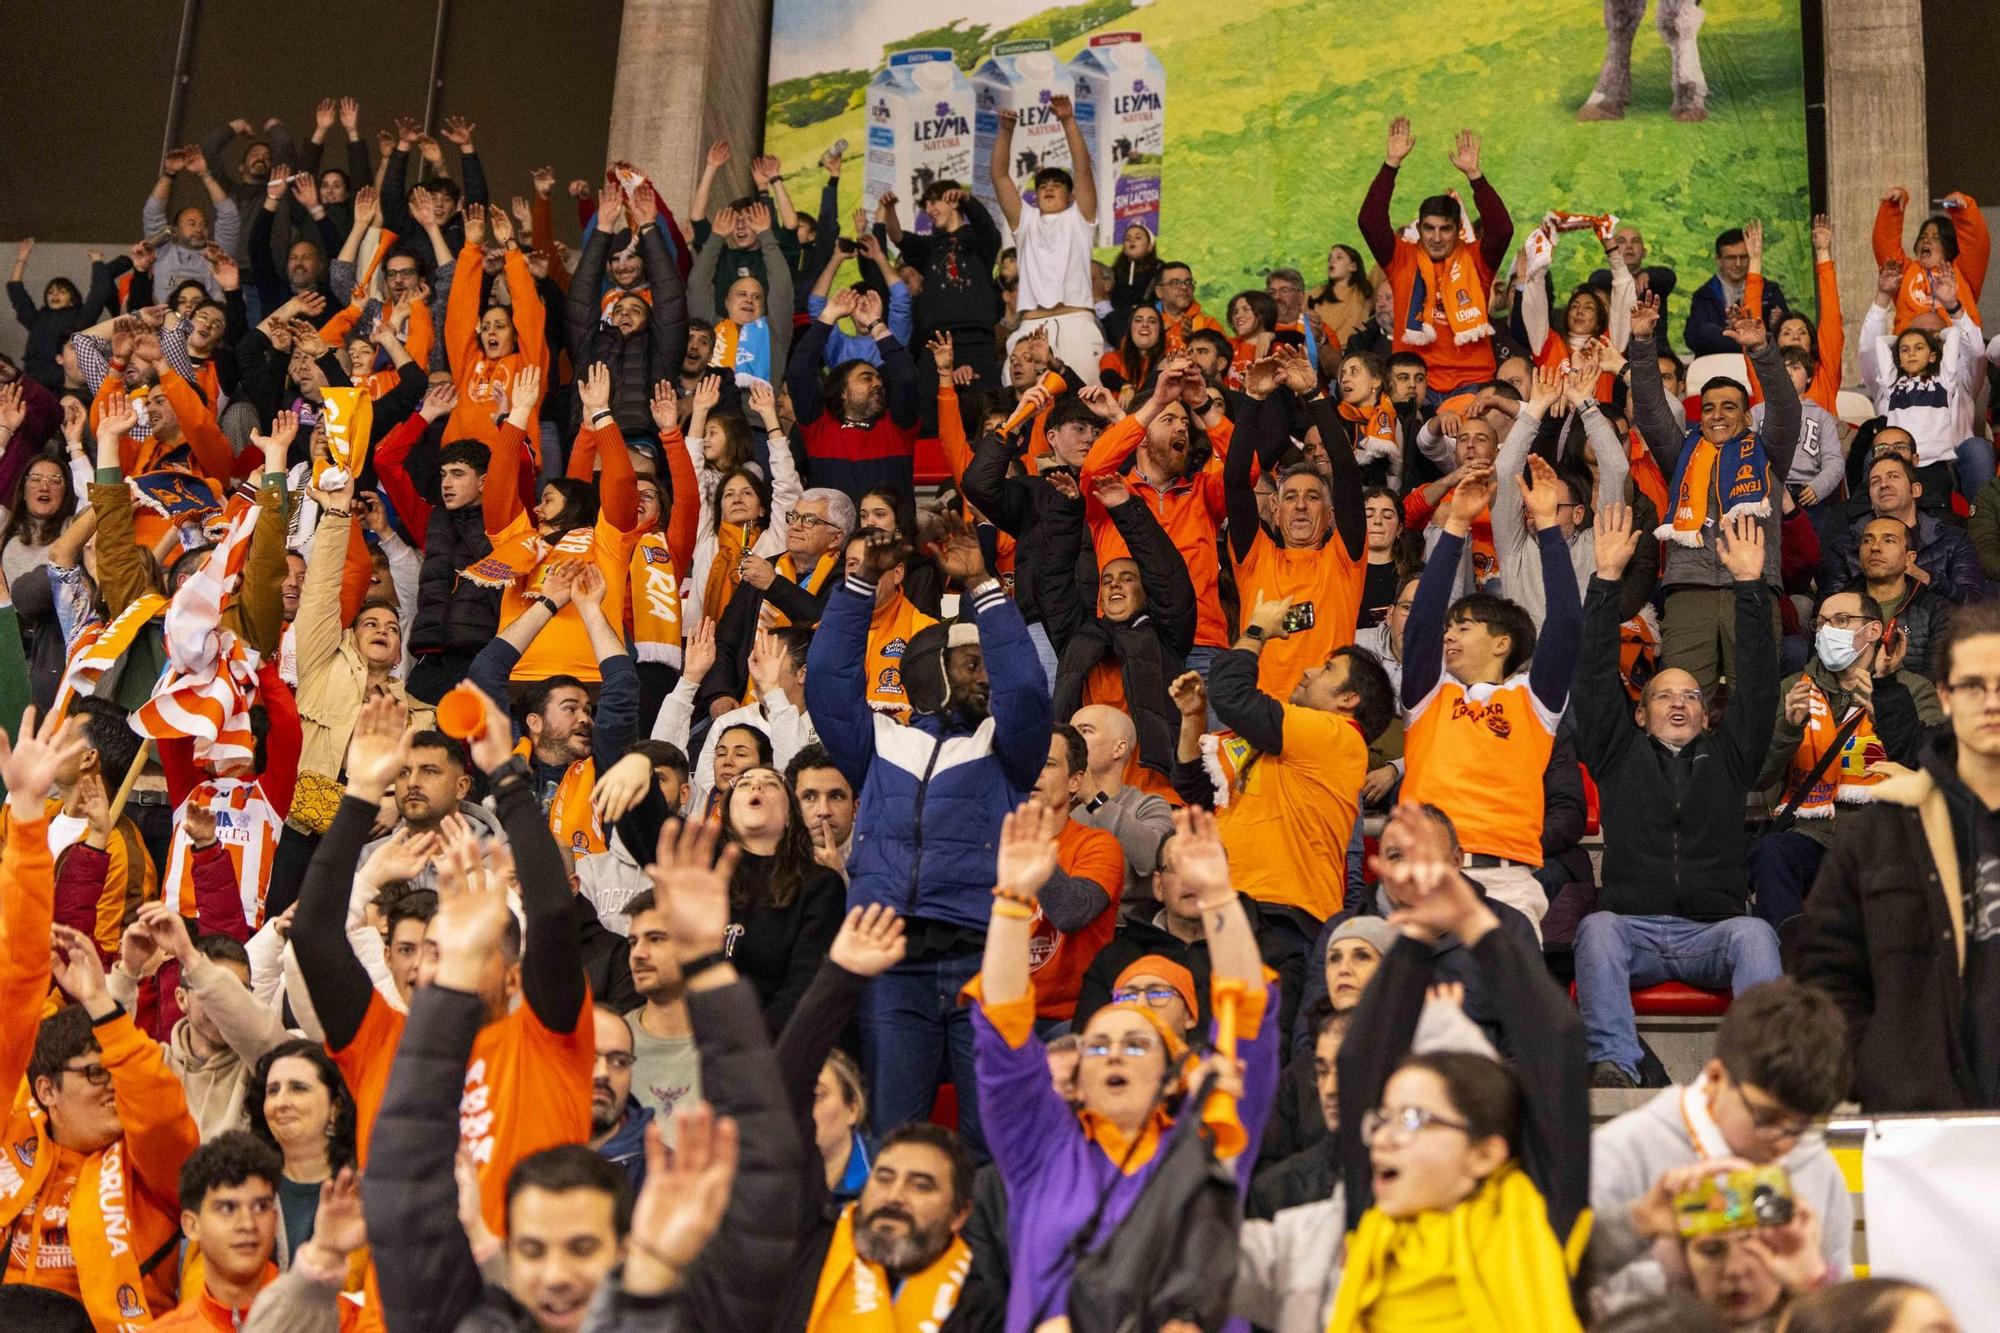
[1226,348,1368,699]
[357,731,504,891]
[144,145,242,300]
[620,889,702,1122]
[798,1123,978,1333]
[787,297,922,502]
[806,523,1051,1162]
[587,1005,652,1192]
[198,117,297,268]
[787,743,855,879]
[1080,356,1237,676]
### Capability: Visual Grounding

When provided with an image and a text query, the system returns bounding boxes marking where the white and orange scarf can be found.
[628,531,684,667]
[1786,680,1888,818]
[132,503,263,767]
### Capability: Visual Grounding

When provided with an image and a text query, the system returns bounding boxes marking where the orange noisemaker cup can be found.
[437,683,487,742]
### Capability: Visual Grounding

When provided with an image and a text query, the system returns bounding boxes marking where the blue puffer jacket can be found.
[806,575,1051,930]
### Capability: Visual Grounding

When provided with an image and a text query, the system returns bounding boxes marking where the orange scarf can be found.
[1405,242,1493,347]
[762,552,838,628]
[702,522,757,625]
[1787,680,1888,818]
[628,531,685,667]
[1342,394,1399,464]
[0,1103,166,1331]
[867,593,938,719]
[806,1203,972,1333]
[512,736,604,860]
[461,520,597,592]
[54,594,170,718]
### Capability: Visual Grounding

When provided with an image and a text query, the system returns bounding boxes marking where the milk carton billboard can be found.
[972,40,1076,246]
[862,48,975,237]
[1068,33,1166,248]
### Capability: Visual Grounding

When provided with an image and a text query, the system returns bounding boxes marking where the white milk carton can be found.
[971,39,1077,247]
[1068,32,1166,248]
[862,49,975,238]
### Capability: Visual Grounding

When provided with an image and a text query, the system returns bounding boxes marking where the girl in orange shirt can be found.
[442,205,547,460]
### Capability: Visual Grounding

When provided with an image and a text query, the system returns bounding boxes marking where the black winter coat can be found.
[565,222,687,437]
[412,499,499,656]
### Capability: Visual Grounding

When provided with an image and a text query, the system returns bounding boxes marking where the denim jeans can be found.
[1957,435,1996,504]
[860,950,988,1161]
[1575,912,1783,1078]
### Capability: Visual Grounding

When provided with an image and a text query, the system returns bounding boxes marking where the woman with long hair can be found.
[856,482,945,615]
[1106,222,1162,345]
[686,378,800,628]
[0,448,77,589]
[719,764,844,1029]
[245,1039,358,1267]
[1099,305,1164,409]
[1311,244,1373,345]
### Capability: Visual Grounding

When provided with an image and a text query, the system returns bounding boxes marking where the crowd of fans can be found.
[0,85,1993,1332]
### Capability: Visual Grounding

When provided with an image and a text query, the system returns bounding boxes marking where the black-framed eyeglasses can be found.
[61,1061,112,1089]
[1727,1074,1813,1140]
[1943,677,2000,703]
[386,266,421,278]
[787,512,835,529]
[1361,1104,1473,1146]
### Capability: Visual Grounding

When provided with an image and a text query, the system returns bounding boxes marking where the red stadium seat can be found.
[1567,980,1732,1017]
[1579,764,1601,836]
[929,1081,959,1130]
[914,436,949,486]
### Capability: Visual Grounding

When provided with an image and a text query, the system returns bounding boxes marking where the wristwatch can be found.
[682,950,731,979]
[1244,624,1267,641]
[531,594,561,616]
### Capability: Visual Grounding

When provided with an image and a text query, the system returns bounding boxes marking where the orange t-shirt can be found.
[334,990,594,1235]
[1031,820,1125,1019]
[1402,674,1557,867]
[495,512,644,683]
[1233,531,1365,701]
[1217,708,1369,923]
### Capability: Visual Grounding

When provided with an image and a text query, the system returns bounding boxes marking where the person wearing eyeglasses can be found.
[0,706,200,1327]
[1798,602,2000,1113]
[1573,506,1786,1089]
[1747,581,1941,930]
[586,1004,653,1194]
[1325,801,1588,1331]
[1586,980,1854,1320]
[970,801,1278,1330]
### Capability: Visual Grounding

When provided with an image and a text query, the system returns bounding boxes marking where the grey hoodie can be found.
[1587,1084,1852,1314]
[357,799,507,893]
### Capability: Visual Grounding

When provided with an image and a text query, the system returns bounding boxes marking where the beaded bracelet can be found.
[993,885,1037,907]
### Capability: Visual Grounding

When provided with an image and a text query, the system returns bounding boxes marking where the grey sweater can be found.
[1491,401,1631,630]
[1629,331,1799,590]
[1070,783,1176,908]
[1587,1085,1852,1312]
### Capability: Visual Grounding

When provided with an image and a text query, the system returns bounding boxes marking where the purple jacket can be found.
[974,981,1281,1333]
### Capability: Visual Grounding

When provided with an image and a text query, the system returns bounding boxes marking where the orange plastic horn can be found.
[436,683,487,742]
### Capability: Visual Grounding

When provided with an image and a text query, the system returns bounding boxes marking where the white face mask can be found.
[1815,624,1863,672]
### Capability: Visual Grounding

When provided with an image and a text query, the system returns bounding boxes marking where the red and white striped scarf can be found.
[133,503,264,767]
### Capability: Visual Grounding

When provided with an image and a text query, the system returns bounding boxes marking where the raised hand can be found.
[314,98,337,133]
[1384,116,1414,168]
[682,616,717,682]
[648,380,680,434]
[250,407,300,461]
[624,1105,739,1295]
[926,511,988,584]
[1443,464,1496,530]
[820,287,859,324]
[1518,453,1563,530]
[745,378,779,427]
[418,381,460,424]
[746,202,773,235]
[486,203,515,246]
[440,115,475,148]
[853,288,885,331]
[1169,804,1232,905]
[183,147,209,177]
[828,904,906,978]
[1629,291,1661,341]
[97,387,139,441]
[415,133,442,165]
[1090,472,1131,509]
[1722,302,1767,351]
[1274,341,1318,395]
[750,155,782,188]
[1714,512,1766,581]
[1526,362,1564,417]
[342,693,415,799]
[339,97,360,133]
[162,145,189,176]
[50,924,110,1009]
[1449,128,1482,178]
[59,396,87,449]
[576,360,610,414]
[646,816,740,962]
[567,178,592,199]
[927,330,956,377]
[630,183,658,229]
[1049,93,1074,122]
[290,172,322,213]
[1810,213,1833,259]
[705,139,732,170]
[509,196,533,237]
[461,202,486,247]
[1169,670,1209,721]
[352,185,381,229]
[1593,503,1641,580]
[1875,260,1903,302]
[1743,218,1764,266]
[570,562,608,616]
[994,801,1064,903]
[1933,262,1961,312]
[1243,355,1282,400]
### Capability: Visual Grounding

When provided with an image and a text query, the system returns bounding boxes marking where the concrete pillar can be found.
[607,0,774,220]
[1822,0,1927,382]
